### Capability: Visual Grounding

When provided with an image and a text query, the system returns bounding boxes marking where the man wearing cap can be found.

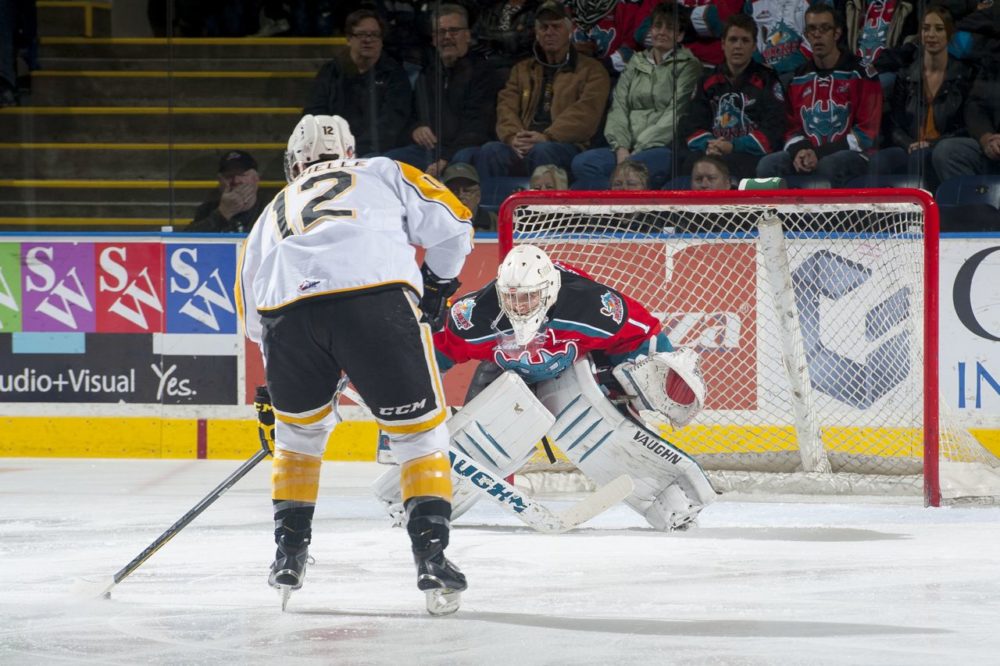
[441,163,497,231]
[471,0,610,179]
[187,150,267,233]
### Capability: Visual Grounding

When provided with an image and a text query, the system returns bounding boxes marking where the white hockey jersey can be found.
[236,157,474,343]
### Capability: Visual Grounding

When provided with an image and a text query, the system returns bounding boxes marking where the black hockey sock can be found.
[404,496,452,560]
[273,501,315,549]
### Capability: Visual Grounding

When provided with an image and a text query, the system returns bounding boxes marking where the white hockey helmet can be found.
[284,114,356,182]
[496,245,561,346]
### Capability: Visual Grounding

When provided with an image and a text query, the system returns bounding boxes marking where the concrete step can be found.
[37,56,333,72]
[0,180,282,229]
[0,200,200,219]
[39,36,345,61]
[38,1,112,38]
[0,107,302,142]
[0,216,173,231]
[28,71,315,107]
[0,143,286,180]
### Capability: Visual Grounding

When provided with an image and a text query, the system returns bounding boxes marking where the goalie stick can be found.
[354,374,635,533]
[445,446,634,534]
[83,448,269,599]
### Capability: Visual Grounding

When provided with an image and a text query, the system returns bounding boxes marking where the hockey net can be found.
[498,189,1000,506]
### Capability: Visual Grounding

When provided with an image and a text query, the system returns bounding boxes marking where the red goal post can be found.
[497,188,1000,507]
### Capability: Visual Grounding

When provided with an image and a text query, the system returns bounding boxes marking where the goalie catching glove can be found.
[612,347,706,428]
[419,262,460,331]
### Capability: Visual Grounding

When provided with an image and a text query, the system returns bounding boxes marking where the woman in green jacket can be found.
[570,2,702,188]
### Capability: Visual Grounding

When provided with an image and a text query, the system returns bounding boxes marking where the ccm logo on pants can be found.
[379,399,427,416]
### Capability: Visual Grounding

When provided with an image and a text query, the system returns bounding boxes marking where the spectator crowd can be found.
[187,0,1000,232]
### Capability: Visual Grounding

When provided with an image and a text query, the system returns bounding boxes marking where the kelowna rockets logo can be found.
[450,297,476,331]
[714,92,751,139]
[599,291,624,324]
[574,24,616,56]
[494,340,579,383]
[802,99,850,143]
[858,18,890,62]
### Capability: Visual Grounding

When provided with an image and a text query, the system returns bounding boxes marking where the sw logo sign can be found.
[97,243,165,333]
[21,243,96,332]
[165,244,237,334]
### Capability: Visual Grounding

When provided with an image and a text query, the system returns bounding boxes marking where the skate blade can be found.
[424,589,461,616]
[278,584,293,611]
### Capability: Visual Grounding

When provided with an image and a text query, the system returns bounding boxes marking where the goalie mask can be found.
[284,114,355,182]
[496,245,561,346]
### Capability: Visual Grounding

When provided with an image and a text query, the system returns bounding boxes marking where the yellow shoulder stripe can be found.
[396,161,472,222]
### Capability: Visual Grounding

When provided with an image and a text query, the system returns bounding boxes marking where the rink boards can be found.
[0,232,998,460]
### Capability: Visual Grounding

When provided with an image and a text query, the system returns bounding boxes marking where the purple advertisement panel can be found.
[20,243,97,333]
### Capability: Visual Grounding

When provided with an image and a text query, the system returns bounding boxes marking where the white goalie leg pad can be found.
[371,371,554,524]
[612,347,706,428]
[536,360,716,531]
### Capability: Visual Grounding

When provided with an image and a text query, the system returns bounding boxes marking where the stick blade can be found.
[72,575,117,600]
[554,474,634,532]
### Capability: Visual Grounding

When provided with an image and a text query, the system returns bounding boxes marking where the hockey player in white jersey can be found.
[237,114,474,614]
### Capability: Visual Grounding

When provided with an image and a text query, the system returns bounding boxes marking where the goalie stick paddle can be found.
[84,448,270,599]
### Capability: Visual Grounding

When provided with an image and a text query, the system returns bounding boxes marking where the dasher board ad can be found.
[0,237,241,405]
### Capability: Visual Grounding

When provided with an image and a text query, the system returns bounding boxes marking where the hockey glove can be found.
[255,384,275,456]
[418,262,460,331]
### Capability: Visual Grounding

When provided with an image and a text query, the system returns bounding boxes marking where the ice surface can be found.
[2,458,1000,665]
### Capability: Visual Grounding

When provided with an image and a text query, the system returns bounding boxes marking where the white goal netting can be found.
[500,190,1000,504]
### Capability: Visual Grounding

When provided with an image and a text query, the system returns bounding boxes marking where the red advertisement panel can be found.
[95,243,166,333]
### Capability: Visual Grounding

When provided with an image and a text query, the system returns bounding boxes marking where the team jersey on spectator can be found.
[571,0,658,72]
[848,0,913,67]
[783,50,883,156]
[745,0,832,74]
[676,0,745,66]
[434,263,669,384]
[854,0,901,65]
[684,59,787,156]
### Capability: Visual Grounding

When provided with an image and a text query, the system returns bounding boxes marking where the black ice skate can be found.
[268,535,311,611]
[416,551,467,616]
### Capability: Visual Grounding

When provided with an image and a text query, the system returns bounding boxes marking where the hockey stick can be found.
[86,448,270,599]
[447,447,634,533]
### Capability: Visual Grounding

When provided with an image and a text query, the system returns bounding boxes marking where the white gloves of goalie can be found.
[612,347,706,428]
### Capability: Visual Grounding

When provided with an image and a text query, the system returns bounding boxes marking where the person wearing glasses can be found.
[745,0,834,85]
[755,3,882,188]
[303,9,411,156]
[386,4,501,176]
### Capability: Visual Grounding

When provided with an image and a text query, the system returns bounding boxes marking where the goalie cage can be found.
[497,188,1000,507]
